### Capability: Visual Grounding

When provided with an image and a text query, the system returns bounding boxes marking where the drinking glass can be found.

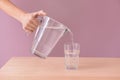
[64,43,80,70]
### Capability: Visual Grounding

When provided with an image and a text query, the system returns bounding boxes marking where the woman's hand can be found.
[21,10,46,33]
[0,0,46,33]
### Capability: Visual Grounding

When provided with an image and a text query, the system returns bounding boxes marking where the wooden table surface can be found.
[0,57,120,80]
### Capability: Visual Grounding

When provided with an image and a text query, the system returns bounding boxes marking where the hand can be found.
[20,10,46,33]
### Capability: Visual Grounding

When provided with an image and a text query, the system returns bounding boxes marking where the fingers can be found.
[31,19,40,28]
[23,22,36,33]
[23,22,38,33]
[33,10,46,18]
[22,10,46,34]
[23,25,34,33]
[38,10,46,16]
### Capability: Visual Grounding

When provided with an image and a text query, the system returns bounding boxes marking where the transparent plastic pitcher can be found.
[32,16,68,58]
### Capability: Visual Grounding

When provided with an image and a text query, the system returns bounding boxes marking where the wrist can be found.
[18,11,27,23]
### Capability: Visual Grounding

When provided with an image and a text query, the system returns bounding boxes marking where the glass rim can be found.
[64,42,80,45]
[64,42,80,47]
[64,42,80,50]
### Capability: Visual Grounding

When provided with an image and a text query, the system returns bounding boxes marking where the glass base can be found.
[65,66,78,70]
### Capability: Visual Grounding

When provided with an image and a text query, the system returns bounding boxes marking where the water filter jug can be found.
[32,16,68,58]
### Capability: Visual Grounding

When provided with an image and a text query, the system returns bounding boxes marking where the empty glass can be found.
[64,43,80,70]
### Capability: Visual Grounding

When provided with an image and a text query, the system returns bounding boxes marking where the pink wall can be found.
[1,0,120,67]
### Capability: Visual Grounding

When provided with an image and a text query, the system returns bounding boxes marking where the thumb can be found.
[32,10,46,18]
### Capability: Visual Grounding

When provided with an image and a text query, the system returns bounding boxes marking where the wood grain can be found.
[0,57,120,80]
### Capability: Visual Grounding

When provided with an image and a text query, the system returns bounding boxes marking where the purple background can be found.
[1,0,120,68]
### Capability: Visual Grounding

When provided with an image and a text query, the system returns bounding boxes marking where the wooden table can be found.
[0,57,120,80]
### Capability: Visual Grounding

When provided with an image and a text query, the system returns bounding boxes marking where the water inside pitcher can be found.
[31,16,69,58]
